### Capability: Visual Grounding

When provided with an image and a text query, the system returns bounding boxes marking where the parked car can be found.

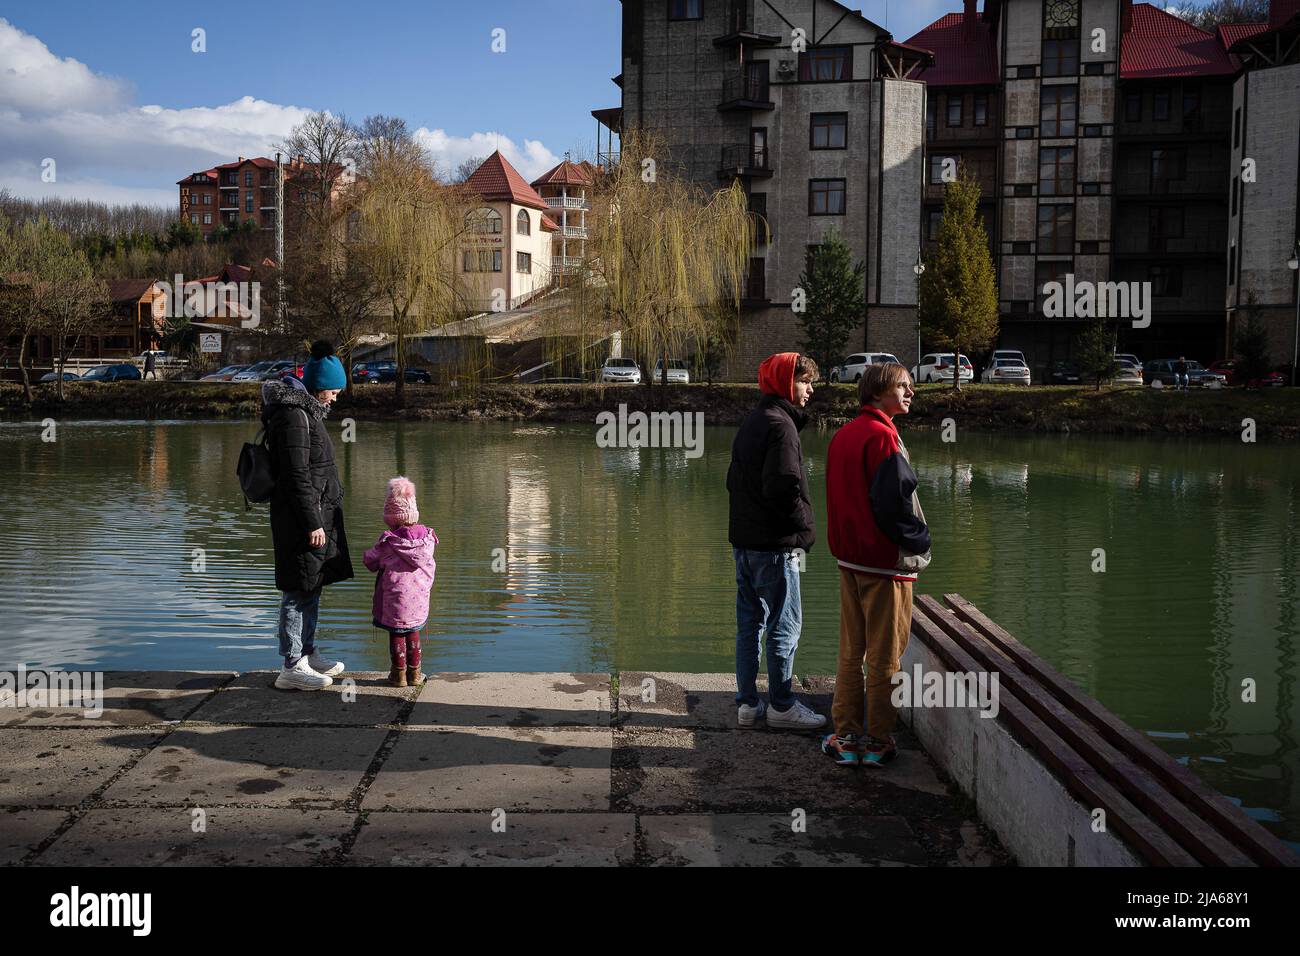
[79,363,142,382]
[651,359,691,384]
[980,357,1031,385]
[911,353,973,384]
[134,349,174,366]
[352,361,430,384]
[1143,358,1225,387]
[1048,361,1082,385]
[829,352,901,383]
[39,370,81,382]
[253,361,301,381]
[601,357,642,384]
[1111,359,1144,387]
[1252,370,1287,388]
[200,364,251,382]
[1115,352,1142,372]
[231,361,278,382]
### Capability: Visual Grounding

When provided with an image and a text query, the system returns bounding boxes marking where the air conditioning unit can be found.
[776,59,795,76]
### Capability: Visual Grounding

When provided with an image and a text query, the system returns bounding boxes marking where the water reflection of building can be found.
[504,465,552,595]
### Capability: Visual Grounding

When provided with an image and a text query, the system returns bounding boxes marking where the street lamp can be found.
[913,253,925,376]
[1289,242,1299,387]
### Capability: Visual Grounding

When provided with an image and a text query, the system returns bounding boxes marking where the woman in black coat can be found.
[262,341,354,691]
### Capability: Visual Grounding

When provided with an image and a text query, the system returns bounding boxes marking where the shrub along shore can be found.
[1,380,1296,440]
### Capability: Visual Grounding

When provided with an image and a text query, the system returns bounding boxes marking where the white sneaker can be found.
[737,701,767,728]
[306,651,344,678]
[767,700,827,730]
[274,657,333,691]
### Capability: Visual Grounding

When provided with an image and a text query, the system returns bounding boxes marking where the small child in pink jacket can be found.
[363,477,438,687]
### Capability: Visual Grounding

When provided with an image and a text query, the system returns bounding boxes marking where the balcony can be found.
[544,195,590,211]
[713,3,781,46]
[1115,173,1225,198]
[560,225,589,239]
[551,256,584,275]
[718,144,772,179]
[719,74,774,111]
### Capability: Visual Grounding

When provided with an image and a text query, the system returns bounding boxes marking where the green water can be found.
[0,418,1296,845]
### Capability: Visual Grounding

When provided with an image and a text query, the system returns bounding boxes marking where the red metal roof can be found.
[531,159,594,187]
[1218,21,1270,48]
[1120,4,1237,78]
[904,13,998,86]
[176,168,218,185]
[463,150,549,211]
[540,213,560,232]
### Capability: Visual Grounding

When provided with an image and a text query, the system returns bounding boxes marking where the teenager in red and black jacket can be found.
[821,361,931,767]
[725,352,826,731]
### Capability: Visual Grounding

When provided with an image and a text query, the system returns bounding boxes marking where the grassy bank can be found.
[2,380,1296,439]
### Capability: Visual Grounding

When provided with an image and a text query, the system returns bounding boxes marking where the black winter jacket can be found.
[261,379,354,593]
[726,394,815,552]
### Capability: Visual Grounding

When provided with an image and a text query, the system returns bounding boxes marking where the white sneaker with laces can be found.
[306,651,344,678]
[766,700,827,730]
[737,701,767,728]
[274,656,333,691]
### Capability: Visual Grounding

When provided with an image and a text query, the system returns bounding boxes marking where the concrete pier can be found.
[0,671,1009,867]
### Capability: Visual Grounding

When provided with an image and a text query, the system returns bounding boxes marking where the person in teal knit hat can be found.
[261,340,354,691]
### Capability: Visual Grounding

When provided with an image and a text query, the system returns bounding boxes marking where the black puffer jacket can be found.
[727,394,815,553]
[262,379,354,593]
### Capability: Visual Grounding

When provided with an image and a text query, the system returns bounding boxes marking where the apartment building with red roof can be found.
[177,155,348,243]
[530,159,595,280]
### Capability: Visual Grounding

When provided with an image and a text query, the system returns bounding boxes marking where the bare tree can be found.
[451,156,485,184]
[1178,0,1268,29]
[40,231,109,401]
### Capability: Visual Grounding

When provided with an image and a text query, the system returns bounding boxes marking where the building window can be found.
[1148,206,1184,251]
[203,193,212,205]
[1084,62,1104,75]
[1016,126,1035,139]
[1233,106,1242,148]
[1040,86,1077,137]
[1228,245,1236,284]
[929,155,957,185]
[1125,92,1142,122]
[245,193,254,213]
[516,209,531,235]
[926,210,942,240]
[974,93,988,126]
[1017,65,1037,78]
[745,257,766,300]
[668,0,702,19]
[1150,264,1182,297]
[946,95,963,127]
[463,249,503,272]
[1150,148,1185,191]
[203,213,212,225]
[809,178,846,215]
[1182,87,1201,126]
[1013,241,1032,253]
[467,207,502,234]
[190,213,198,224]
[1079,240,1099,253]
[1014,183,1034,196]
[1080,182,1100,195]
[244,171,253,186]
[1037,204,1074,253]
[1082,124,1101,136]
[517,251,532,273]
[1039,146,1075,196]
[810,112,848,149]
[1231,176,1239,216]
[1043,39,1079,77]
[926,98,936,134]
[799,46,852,82]
[1036,260,1071,310]
[1153,88,1170,121]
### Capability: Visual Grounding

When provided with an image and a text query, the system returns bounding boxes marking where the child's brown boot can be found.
[406,666,425,687]
[388,666,407,688]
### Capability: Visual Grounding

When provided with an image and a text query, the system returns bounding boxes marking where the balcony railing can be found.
[713,1,782,46]
[719,145,772,177]
[1117,173,1225,196]
[596,150,620,168]
[560,225,589,239]
[720,73,773,110]
[551,256,584,274]
[545,195,590,210]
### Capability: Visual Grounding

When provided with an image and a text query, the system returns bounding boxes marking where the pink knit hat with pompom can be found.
[383,476,419,528]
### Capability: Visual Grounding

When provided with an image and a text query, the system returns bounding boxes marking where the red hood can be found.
[758,352,799,403]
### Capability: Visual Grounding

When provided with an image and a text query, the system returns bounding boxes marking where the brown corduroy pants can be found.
[832,567,914,739]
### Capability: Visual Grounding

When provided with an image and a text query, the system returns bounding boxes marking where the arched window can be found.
[466,207,502,234]
[517,209,531,235]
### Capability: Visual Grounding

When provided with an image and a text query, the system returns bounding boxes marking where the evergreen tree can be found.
[1234,291,1270,386]
[917,169,998,390]
[795,228,865,376]
[1075,317,1121,390]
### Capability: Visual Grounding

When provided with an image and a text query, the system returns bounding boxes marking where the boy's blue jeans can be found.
[734,547,802,711]
[278,588,322,664]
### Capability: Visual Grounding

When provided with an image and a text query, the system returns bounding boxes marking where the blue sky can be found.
[0,0,961,206]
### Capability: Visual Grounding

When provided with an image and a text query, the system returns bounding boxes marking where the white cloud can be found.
[0,18,561,207]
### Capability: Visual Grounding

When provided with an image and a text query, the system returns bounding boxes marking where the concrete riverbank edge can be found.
[3,381,1298,438]
[1,670,1011,867]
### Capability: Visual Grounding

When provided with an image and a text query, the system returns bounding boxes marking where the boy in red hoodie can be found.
[822,362,931,766]
[725,352,827,730]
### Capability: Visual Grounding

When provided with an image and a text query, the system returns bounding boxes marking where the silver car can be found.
[651,359,690,384]
[601,357,642,384]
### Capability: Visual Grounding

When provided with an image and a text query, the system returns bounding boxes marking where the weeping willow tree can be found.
[352,115,471,404]
[581,131,753,389]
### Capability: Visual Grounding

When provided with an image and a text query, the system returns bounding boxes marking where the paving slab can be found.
[0,809,69,864]
[186,671,411,726]
[640,813,929,866]
[612,725,950,812]
[407,672,610,728]
[348,811,635,866]
[1,671,233,727]
[0,728,161,807]
[617,672,767,729]
[365,727,612,811]
[99,726,386,808]
[35,808,355,866]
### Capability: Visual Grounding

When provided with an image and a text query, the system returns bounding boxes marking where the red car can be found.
[1207,359,1242,385]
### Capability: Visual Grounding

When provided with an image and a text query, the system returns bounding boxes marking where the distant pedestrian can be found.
[143,350,157,380]
[263,340,353,691]
[1175,356,1189,390]
[364,477,438,687]
[822,362,931,767]
[726,352,826,731]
